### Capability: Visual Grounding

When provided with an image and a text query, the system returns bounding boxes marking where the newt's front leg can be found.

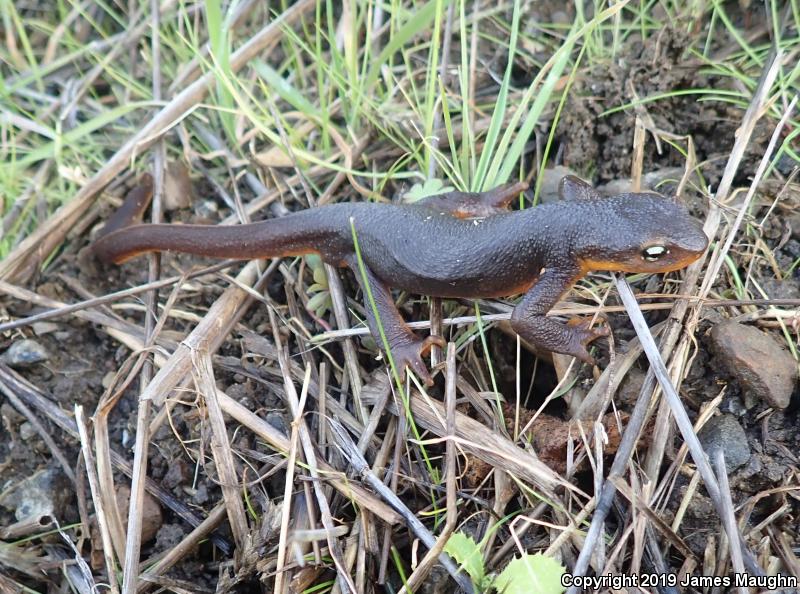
[346,256,445,385]
[510,268,609,364]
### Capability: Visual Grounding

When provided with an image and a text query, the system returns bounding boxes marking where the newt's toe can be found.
[389,335,441,386]
[568,318,609,342]
[565,318,608,364]
[420,335,447,353]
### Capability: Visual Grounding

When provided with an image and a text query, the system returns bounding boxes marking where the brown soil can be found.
[2,9,799,594]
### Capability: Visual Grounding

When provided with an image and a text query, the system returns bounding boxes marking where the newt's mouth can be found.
[580,246,705,275]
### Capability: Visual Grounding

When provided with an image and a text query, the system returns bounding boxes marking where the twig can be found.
[272,354,305,594]
[0,375,75,483]
[714,451,748,594]
[613,275,761,574]
[137,504,227,591]
[328,418,474,594]
[214,389,401,524]
[360,376,574,494]
[698,94,797,300]
[121,15,167,588]
[309,297,800,341]
[566,49,784,588]
[0,362,232,554]
[75,406,120,594]
[0,261,235,333]
[191,349,250,551]
[273,318,356,594]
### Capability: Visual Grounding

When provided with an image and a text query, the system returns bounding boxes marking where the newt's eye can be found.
[641,245,669,261]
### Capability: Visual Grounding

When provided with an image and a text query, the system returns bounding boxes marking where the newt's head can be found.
[569,181,708,275]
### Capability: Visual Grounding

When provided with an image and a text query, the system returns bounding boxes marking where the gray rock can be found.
[787,210,800,240]
[709,320,797,409]
[19,422,35,441]
[31,322,58,335]
[2,339,49,367]
[698,414,750,473]
[758,276,800,301]
[417,564,450,594]
[616,368,646,409]
[597,167,689,196]
[538,166,578,203]
[194,199,218,220]
[0,466,71,524]
[719,395,749,417]
[265,411,288,435]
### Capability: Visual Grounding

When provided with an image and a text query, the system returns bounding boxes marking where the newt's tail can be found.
[92,210,341,264]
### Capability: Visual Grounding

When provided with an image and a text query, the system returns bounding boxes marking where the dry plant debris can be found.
[0,2,799,594]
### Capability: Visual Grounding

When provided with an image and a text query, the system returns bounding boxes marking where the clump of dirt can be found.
[557,26,772,186]
[3,7,800,591]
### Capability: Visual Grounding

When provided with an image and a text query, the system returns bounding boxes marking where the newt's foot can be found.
[564,318,610,365]
[389,335,446,386]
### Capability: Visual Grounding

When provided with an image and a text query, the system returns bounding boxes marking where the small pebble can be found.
[31,322,58,336]
[116,485,162,543]
[698,414,750,473]
[195,199,218,220]
[0,466,71,522]
[102,371,116,390]
[266,411,289,435]
[597,167,688,196]
[2,339,50,368]
[786,211,800,240]
[19,422,35,441]
[163,161,194,210]
[538,166,578,203]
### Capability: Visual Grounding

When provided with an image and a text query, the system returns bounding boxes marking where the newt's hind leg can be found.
[416,181,528,218]
[346,256,445,385]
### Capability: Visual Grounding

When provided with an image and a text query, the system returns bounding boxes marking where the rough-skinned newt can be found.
[92,175,709,384]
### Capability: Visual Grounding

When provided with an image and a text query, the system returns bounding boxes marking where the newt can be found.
[92,175,708,384]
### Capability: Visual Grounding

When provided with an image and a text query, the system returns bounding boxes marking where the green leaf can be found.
[204,0,224,51]
[307,291,332,316]
[491,31,575,186]
[444,533,485,586]
[493,553,565,594]
[312,265,328,287]
[489,1,629,188]
[204,0,236,142]
[403,178,454,203]
[305,254,323,269]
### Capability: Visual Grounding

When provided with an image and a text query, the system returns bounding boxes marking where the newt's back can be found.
[347,202,558,298]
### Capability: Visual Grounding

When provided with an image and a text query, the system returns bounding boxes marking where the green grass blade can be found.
[493,1,630,187]
[2,101,157,170]
[365,0,449,92]
[252,61,321,118]
[472,0,521,191]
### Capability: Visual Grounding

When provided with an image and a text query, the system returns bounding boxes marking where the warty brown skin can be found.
[92,176,709,384]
